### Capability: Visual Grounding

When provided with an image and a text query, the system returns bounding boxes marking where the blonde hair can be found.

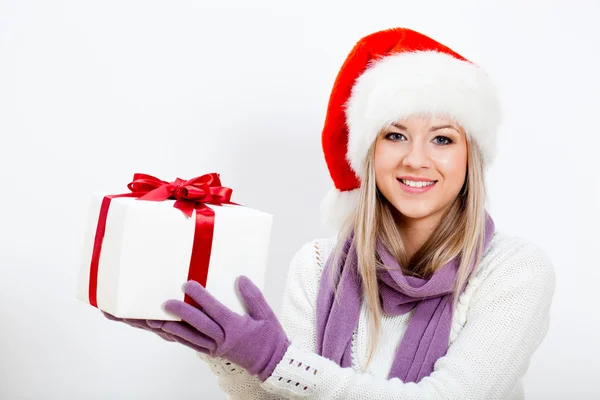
[329,124,489,368]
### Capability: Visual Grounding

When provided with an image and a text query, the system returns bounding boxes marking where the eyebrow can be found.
[391,123,459,133]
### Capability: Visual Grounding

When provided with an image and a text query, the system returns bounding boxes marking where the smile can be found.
[397,178,437,194]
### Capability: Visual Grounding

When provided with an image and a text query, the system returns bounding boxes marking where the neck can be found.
[397,213,443,260]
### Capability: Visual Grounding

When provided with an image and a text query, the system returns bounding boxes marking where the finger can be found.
[122,318,149,330]
[170,335,211,354]
[102,312,164,332]
[116,318,175,342]
[236,275,275,321]
[146,320,165,329]
[156,332,176,342]
[182,280,238,323]
[102,312,140,329]
[163,300,224,342]
[161,321,217,352]
[102,311,122,322]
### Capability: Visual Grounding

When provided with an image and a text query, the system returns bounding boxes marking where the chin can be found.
[397,210,435,221]
[390,201,438,221]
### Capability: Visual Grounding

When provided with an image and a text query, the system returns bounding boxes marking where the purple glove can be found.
[102,312,175,342]
[101,313,216,354]
[161,276,290,382]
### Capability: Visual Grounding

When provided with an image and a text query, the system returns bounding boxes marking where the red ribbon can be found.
[88,173,237,310]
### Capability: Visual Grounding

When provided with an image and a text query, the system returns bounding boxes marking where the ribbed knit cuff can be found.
[258,337,292,382]
[260,342,325,398]
[197,352,249,378]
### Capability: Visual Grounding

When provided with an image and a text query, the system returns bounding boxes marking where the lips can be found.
[397,178,438,186]
[397,178,437,194]
[397,176,437,183]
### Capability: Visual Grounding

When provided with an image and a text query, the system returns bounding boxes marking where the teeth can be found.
[400,179,435,188]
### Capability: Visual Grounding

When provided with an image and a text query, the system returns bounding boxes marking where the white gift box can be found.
[76,193,273,320]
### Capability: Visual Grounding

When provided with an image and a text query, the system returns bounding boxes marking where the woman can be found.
[106,27,555,399]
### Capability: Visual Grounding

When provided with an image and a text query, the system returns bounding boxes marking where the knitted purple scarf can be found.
[315,213,495,382]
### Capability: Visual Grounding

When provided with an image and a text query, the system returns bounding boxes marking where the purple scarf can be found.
[316,213,495,382]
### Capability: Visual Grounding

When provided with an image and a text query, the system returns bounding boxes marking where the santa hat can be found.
[321,27,502,232]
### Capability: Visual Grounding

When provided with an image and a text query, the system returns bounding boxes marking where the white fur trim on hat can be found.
[320,187,360,234]
[345,50,502,179]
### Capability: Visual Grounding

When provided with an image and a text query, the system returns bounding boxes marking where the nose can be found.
[401,141,431,169]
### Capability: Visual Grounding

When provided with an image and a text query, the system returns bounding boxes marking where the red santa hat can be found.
[321,27,502,232]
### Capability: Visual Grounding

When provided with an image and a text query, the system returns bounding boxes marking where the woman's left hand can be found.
[160,275,290,382]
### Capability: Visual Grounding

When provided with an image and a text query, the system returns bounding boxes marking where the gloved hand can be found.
[102,311,175,342]
[102,276,290,382]
[102,312,215,353]
[161,276,290,382]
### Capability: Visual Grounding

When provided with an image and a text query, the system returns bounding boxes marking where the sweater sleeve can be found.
[279,241,320,352]
[196,353,283,400]
[193,241,318,399]
[259,241,556,400]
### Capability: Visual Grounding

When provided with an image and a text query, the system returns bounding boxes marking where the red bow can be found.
[127,173,234,217]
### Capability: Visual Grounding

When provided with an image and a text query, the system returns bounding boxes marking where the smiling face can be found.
[374,115,469,226]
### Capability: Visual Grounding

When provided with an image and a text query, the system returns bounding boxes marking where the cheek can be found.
[433,148,468,182]
[373,141,396,189]
[374,142,397,171]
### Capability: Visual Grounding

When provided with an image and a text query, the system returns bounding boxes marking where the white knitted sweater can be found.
[199,231,555,399]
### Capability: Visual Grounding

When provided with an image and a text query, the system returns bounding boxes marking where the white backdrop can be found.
[1,0,598,399]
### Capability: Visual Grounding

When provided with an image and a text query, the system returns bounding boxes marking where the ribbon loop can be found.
[126,173,235,216]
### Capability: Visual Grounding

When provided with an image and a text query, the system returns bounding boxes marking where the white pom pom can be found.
[320,188,360,234]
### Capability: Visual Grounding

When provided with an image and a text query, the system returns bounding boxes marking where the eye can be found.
[385,133,405,141]
[434,136,453,145]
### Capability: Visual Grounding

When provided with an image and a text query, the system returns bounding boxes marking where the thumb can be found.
[236,276,275,321]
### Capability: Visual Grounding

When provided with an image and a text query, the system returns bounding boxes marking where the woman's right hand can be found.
[100,310,210,354]
[101,311,178,343]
